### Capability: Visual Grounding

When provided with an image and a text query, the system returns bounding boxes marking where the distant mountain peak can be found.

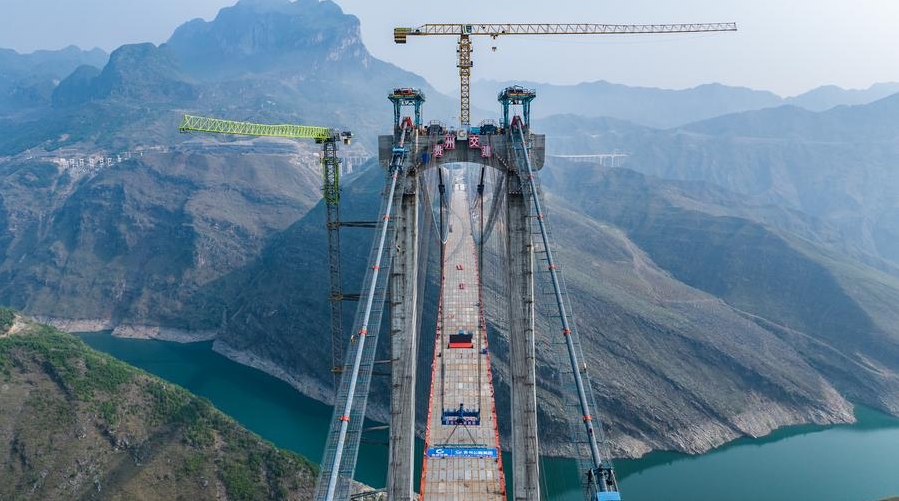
[786,82,899,111]
[472,79,783,128]
[52,42,195,106]
[0,44,110,112]
[166,0,367,80]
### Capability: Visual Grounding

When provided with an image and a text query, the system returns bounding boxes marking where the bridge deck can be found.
[420,177,505,500]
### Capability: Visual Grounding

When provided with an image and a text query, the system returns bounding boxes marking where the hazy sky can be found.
[1,0,897,97]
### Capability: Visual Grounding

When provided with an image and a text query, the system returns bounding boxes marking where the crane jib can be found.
[393,22,736,128]
[395,22,737,37]
[178,114,333,141]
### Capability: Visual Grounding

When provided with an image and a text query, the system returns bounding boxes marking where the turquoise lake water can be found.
[78,332,899,501]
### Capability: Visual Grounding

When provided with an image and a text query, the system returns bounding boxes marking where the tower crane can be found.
[394,22,737,127]
[178,114,353,382]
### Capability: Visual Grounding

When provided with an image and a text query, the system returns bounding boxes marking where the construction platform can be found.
[419,173,506,500]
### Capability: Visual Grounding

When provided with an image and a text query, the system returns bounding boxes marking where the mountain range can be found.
[0,0,458,157]
[2,0,899,462]
[473,79,899,128]
[0,45,107,115]
[536,93,899,265]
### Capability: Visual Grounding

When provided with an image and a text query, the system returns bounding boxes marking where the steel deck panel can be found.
[421,180,505,500]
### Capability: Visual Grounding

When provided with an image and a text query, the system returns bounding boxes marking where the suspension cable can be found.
[513,125,619,496]
[322,126,409,501]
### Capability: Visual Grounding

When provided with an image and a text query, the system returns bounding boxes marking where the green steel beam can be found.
[179,114,333,142]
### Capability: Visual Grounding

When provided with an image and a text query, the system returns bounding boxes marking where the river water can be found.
[78,332,899,501]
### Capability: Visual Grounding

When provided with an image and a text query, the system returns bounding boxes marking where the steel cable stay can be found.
[475,169,498,418]
[473,161,509,439]
[530,164,614,494]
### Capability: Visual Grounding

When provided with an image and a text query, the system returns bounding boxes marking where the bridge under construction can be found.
[179,20,736,501]
[314,85,620,501]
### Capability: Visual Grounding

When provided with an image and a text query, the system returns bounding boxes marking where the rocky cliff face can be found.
[0,151,325,328]
[167,0,369,81]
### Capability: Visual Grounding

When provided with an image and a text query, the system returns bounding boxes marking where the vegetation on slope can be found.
[0,306,13,332]
[0,310,316,500]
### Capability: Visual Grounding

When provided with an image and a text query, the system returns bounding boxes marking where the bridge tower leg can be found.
[387,167,420,501]
[506,170,541,501]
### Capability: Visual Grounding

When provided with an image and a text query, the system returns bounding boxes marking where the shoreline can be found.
[35,316,217,343]
[44,317,868,460]
[210,339,334,408]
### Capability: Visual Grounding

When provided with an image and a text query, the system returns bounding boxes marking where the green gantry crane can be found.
[178,114,353,379]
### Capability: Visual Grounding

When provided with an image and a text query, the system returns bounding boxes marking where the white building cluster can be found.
[53,150,143,176]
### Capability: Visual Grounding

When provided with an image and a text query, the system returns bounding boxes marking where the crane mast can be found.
[178,114,353,385]
[394,22,737,127]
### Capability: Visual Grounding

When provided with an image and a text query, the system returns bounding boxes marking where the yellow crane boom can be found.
[394,22,738,126]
